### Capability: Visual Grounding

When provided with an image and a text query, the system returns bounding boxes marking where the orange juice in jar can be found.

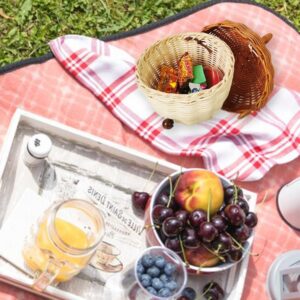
[23,199,105,290]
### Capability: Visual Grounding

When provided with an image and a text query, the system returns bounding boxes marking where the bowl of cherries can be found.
[144,168,258,274]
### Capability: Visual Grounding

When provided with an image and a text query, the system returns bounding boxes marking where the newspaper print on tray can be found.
[0,122,257,300]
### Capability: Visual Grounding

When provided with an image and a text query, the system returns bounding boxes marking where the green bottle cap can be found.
[192,65,206,84]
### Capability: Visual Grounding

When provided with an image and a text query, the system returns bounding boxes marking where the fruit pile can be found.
[136,253,179,297]
[151,170,258,268]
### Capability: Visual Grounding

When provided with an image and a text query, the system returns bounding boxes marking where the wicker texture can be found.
[136,32,235,125]
[202,20,274,117]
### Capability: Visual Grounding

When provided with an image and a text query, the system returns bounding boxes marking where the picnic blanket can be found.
[0,1,300,300]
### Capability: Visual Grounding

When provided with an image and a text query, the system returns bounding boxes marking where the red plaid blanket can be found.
[50,35,300,181]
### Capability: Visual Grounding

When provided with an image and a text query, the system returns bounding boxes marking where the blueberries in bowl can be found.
[136,249,186,298]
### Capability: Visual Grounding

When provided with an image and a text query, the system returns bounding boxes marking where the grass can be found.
[0,0,299,67]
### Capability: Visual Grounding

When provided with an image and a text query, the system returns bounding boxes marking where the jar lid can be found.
[27,133,52,159]
[266,250,300,300]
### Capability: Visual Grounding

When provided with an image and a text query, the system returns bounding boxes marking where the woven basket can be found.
[136,32,235,125]
[202,20,274,117]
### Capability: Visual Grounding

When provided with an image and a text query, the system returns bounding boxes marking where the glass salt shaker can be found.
[23,133,52,166]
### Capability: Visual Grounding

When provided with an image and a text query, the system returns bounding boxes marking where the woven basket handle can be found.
[261,33,273,44]
[184,37,212,53]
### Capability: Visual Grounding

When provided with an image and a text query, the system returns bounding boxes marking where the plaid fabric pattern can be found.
[50,35,300,182]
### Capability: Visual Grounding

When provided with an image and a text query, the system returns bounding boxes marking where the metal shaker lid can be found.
[266,250,300,300]
[27,133,52,159]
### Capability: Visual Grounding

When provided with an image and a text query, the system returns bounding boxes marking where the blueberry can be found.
[141,254,154,268]
[155,255,166,269]
[152,278,164,291]
[165,280,178,291]
[136,263,145,274]
[160,274,170,283]
[141,279,151,288]
[137,272,143,281]
[140,274,151,288]
[147,266,160,277]
[164,262,176,276]
[158,287,172,297]
[141,274,151,280]
[182,287,197,300]
[146,286,158,296]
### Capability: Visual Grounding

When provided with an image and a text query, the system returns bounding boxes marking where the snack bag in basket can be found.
[178,52,193,87]
[157,65,178,93]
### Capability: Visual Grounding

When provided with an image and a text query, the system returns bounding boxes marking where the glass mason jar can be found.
[22,199,105,291]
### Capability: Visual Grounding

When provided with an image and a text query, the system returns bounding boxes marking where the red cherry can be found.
[237,199,249,214]
[132,192,150,211]
[212,215,228,232]
[224,204,246,226]
[152,205,173,224]
[227,248,243,262]
[233,224,251,242]
[212,233,232,253]
[245,212,258,228]
[165,236,182,253]
[182,227,200,248]
[162,118,174,129]
[198,222,218,243]
[188,209,207,228]
[162,217,184,237]
[175,210,189,225]
[203,281,224,299]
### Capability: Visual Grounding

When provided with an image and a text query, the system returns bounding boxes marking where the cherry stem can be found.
[167,170,182,208]
[179,235,189,267]
[167,176,173,208]
[233,184,238,204]
[254,237,268,263]
[143,162,158,192]
[141,224,160,234]
[226,232,243,250]
[257,191,269,213]
[207,189,212,222]
[201,282,214,298]
[172,171,182,197]
[215,243,222,254]
[226,232,260,257]
[201,243,225,262]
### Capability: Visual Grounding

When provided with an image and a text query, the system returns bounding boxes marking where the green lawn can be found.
[0,0,299,67]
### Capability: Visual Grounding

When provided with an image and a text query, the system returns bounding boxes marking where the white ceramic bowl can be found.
[144,168,253,274]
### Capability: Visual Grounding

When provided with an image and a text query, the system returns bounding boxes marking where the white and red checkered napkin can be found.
[49,35,300,181]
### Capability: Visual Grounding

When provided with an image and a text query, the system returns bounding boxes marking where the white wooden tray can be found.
[0,109,256,300]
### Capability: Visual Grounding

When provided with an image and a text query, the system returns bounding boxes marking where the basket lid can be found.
[202,20,274,117]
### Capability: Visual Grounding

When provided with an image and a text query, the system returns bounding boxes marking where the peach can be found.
[175,170,224,214]
[185,246,220,267]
